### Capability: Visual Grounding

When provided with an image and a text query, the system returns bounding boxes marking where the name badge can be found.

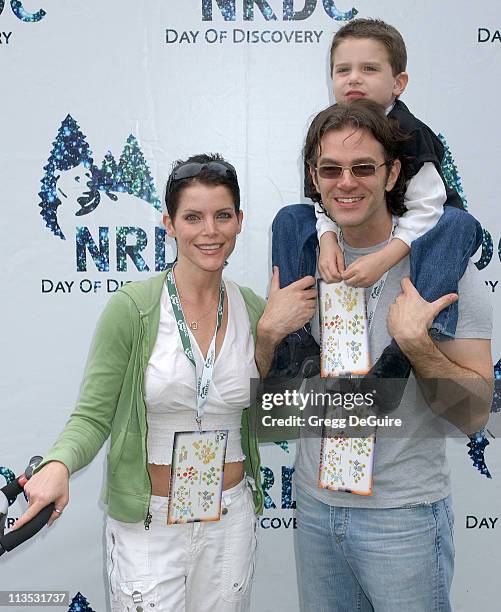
[318,405,375,496]
[318,279,371,377]
[167,429,228,524]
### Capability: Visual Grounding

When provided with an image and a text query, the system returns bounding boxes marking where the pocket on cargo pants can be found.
[106,519,158,611]
[219,487,258,604]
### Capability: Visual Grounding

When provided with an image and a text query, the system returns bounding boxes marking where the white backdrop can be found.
[1,1,500,610]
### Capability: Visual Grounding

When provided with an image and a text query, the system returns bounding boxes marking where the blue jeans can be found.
[271,204,482,338]
[294,486,455,612]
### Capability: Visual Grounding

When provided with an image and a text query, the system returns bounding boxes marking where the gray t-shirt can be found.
[295,241,492,508]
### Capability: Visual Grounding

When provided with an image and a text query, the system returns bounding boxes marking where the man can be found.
[283,101,492,612]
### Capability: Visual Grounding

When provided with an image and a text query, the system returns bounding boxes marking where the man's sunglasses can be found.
[315,160,392,180]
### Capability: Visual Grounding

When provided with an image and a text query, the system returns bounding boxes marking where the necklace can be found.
[172,264,222,331]
[180,297,219,331]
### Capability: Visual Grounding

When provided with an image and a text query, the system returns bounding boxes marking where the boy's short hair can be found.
[303,99,406,216]
[330,18,407,77]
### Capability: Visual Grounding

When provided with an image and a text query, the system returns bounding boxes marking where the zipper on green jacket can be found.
[139,308,154,527]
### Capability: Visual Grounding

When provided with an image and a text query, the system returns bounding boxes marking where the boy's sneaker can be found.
[268,328,320,384]
[359,343,411,414]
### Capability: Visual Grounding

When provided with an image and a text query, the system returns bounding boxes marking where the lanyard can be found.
[165,265,225,431]
[338,218,397,334]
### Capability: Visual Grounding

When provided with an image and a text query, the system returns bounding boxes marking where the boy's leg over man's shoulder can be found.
[271,204,318,287]
[410,206,483,338]
[360,207,483,410]
[269,204,320,380]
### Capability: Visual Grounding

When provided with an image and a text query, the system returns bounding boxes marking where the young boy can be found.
[271,19,490,474]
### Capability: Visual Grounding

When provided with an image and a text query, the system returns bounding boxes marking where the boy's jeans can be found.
[271,204,482,338]
[294,485,455,612]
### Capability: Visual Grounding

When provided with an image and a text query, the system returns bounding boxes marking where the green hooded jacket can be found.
[40,271,266,522]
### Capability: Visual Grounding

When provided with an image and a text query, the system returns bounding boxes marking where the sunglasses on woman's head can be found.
[171,161,237,183]
[165,160,239,211]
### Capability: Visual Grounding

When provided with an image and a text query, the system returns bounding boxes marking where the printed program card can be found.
[318,405,375,495]
[318,280,371,377]
[167,430,228,524]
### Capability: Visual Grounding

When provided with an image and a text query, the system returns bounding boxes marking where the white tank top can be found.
[144,279,259,465]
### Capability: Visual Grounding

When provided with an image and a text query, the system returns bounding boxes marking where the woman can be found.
[16,154,316,611]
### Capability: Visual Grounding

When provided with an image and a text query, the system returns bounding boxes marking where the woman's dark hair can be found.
[164,153,240,218]
[303,99,407,217]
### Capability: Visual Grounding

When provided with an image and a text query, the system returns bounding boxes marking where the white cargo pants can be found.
[105,478,257,612]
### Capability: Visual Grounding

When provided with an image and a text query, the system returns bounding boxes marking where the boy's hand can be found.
[343,238,410,287]
[343,251,387,287]
[318,232,345,283]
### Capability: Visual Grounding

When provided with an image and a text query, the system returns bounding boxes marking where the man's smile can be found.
[333,196,364,207]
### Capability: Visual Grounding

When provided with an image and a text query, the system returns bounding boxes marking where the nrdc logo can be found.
[39,115,168,274]
[201,0,357,21]
[0,1,46,22]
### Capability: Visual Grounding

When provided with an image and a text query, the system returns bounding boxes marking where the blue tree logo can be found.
[67,592,95,612]
[439,133,493,272]
[39,115,161,240]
